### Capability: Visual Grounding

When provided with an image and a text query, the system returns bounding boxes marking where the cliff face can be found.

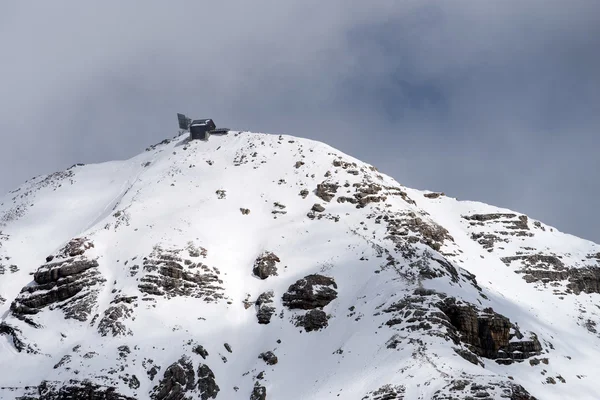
[0,131,598,399]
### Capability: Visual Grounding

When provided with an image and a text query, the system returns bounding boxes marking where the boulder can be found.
[282,274,338,310]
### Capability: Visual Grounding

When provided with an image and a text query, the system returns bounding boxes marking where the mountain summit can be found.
[1,131,599,399]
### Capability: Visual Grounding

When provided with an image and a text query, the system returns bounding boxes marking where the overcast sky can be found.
[1,1,599,242]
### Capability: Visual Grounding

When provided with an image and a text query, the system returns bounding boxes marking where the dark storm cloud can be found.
[1,1,599,241]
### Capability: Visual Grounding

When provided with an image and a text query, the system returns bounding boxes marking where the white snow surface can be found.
[0,131,599,399]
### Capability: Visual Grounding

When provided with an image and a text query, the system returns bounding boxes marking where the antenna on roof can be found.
[177,113,191,131]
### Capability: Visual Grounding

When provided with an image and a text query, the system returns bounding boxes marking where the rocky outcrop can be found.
[376,211,454,253]
[432,379,536,400]
[197,364,220,400]
[361,384,406,400]
[383,290,541,364]
[255,291,275,324]
[250,385,267,400]
[138,245,225,301]
[311,203,325,213]
[151,356,220,400]
[151,356,195,400]
[463,213,533,251]
[282,274,338,310]
[438,298,542,362]
[296,309,329,332]
[259,351,278,365]
[11,238,104,324]
[193,345,209,359]
[15,380,137,400]
[97,296,137,337]
[0,322,38,353]
[252,252,280,280]
[315,183,339,202]
[502,254,600,294]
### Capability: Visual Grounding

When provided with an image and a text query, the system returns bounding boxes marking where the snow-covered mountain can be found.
[1,131,599,400]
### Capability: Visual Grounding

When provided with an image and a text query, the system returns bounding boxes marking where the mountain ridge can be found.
[1,131,599,399]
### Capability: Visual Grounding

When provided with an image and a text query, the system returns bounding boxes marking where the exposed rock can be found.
[19,380,136,400]
[0,322,38,354]
[423,192,444,199]
[383,290,541,364]
[299,189,309,198]
[259,351,278,365]
[53,355,71,369]
[315,183,339,202]
[294,161,305,168]
[255,291,276,324]
[432,379,536,400]
[297,309,329,332]
[197,364,220,400]
[128,375,140,390]
[240,208,251,215]
[138,245,225,301]
[361,384,406,399]
[97,303,133,337]
[471,233,507,251]
[193,345,209,359]
[439,298,542,362]
[311,203,325,213]
[32,258,99,285]
[250,384,267,400]
[502,254,600,294]
[224,343,232,353]
[11,239,104,323]
[332,159,357,169]
[253,252,280,280]
[151,356,196,400]
[282,274,338,310]
[380,211,454,253]
[215,190,226,199]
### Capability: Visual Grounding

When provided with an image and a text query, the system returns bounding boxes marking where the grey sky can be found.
[1,1,599,242]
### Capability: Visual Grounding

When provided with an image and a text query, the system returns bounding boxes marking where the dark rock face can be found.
[0,322,38,353]
[361,384,406,400]
[282,274,338,310]
[138,245,225,302]
[11,238,104,324]
[255,291,276,324]
[250,385,266,400]
[193,345,209,359]
[315,183,339,202]
[299,189,309,198]
[97,303,133,337]
[151,356,196,400]
[439,298,542,363]
[423,192,444,199]
[18,380,136,400]
[311,204,325,213]
[151,356,219,400]
[377,211,454,253]
[432,379,537,400]
[252,252,280,280]
[383,290,541,364]
[197,364,220,400]
[297,309,328,332]
[338,182,388,209]
[259,351,278,365]
[502,253,600,295]
[463,214,533,251]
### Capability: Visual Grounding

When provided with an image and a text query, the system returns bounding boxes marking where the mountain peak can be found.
[0,131,599,399]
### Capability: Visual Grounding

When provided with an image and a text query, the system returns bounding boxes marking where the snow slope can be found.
[0,131,599,399]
